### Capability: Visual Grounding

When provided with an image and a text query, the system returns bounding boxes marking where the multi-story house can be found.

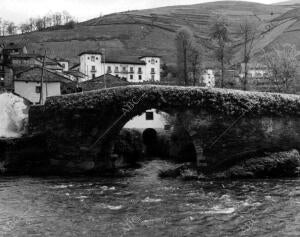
[78,51,161,82]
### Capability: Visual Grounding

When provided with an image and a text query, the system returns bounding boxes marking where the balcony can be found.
[138,71,143,74]
[91,68,96,72]
[151,71,155,74]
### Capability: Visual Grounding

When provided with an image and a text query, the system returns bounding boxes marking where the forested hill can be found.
[1,1,300,66]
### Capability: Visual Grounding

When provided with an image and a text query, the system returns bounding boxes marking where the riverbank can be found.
[159,150,300,180]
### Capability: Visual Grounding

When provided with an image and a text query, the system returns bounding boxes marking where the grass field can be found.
[0,1,299,67]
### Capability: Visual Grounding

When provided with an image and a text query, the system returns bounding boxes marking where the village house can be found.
[201,69,216,87]
[55,57,69,72]
[14,66,73,104]
[239,62,269,79]
[78,51,161,82]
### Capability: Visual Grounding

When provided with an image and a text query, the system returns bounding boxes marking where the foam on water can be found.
[0,92,28,138]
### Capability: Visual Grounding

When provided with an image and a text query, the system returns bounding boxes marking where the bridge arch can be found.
[28,85,300,173]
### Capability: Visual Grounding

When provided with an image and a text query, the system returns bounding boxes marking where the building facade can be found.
[14,67,72,104]
[79,51,161,82]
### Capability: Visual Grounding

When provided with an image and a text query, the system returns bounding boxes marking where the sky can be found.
[0,0,288,24]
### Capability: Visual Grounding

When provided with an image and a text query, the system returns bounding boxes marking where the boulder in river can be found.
[214,149,300,179]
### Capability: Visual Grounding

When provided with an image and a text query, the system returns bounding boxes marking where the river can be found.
[0,160,299,237]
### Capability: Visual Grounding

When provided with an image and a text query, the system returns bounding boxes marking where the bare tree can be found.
[175,27,194,86]
[1,20,9,36]
[240,19,258,90]
[262,44,299,93]
[188,45,202,86]
[62,11,73,24]
[6,22,17,35]
[35,17,45,31]
[210,17,231,88]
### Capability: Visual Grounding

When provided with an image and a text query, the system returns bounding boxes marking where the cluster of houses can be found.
[0,43,164,104]
[0,42,272,105]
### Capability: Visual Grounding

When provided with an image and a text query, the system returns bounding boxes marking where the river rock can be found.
[214,149,300,178]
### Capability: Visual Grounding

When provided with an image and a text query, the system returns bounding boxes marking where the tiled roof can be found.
[105,56,146,65]
[14,66,71,83]
[139,55,161,59]
[4,43,25,50]
[11,54,42,59]
[78,51,103,56]
[80,73,129,91]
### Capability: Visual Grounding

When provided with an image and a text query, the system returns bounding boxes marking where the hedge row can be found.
[43,85,300,117]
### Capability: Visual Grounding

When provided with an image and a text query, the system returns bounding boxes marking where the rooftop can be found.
[78,51,103,56]
[105,56,146,65]
[4,43,26,50]
[80,73,129,91]
[14,66,71,83]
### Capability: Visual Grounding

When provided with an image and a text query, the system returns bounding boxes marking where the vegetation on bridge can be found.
[43,85,300,117]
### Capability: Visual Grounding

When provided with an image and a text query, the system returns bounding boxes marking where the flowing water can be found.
[0,160,299,237]
[0,92,28,138]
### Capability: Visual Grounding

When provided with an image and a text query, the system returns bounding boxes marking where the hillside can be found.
[0,1,299,67]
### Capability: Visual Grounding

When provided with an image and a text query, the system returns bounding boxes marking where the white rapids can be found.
[0,92,28,138]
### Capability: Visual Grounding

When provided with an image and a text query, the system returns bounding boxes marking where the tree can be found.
[52,12,63,26]
[6,22,17,35]
[210,17,231,88]
[35,17,45,31]
[62,11,73,24]
[188,45,202,86]
[262,44,299,93]
[175,27,194,86]
[240,18,258,90]
[1,20,9,36]
[20,23,31,34]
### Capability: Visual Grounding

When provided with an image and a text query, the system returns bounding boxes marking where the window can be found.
[130,67,134,73]
[130,75,133,80]
[138,75,142,80]
[145,111,154,120]
[91,56,95,62]
[107,66,112,73]
[36,86,41,93]
[96,57,98,60]
[151,59,155,64]
[115,66,119,73]
[122,67,126,72]
[91,66,96,71]
[87,57,90,60]
[151,68,155,74]
[92,73,95,79]
[138,67,142,74]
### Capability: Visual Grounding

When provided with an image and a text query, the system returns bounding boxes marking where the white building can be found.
[14,67,71,104]
[124,109,171,132]
[201,69,215,87]
[78,51,161,82]
[240,63,269,79]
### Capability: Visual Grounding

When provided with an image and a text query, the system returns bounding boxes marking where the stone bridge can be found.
[28,85,300,174]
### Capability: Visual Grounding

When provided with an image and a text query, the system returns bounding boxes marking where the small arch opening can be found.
[111,109,197,167]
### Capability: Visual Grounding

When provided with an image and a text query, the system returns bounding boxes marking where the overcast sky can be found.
[0,0,285,24]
